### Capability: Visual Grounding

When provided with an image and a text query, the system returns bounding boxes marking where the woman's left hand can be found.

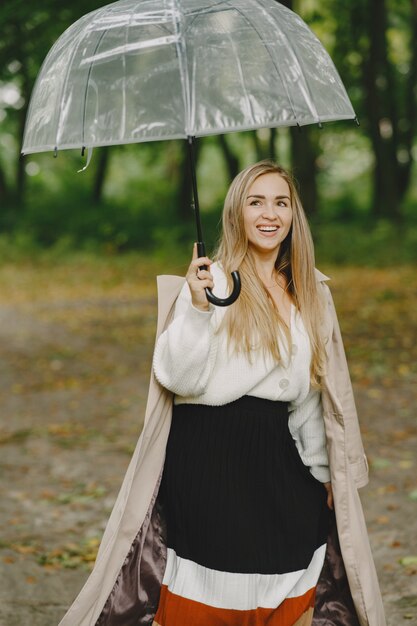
[323,482,334,510]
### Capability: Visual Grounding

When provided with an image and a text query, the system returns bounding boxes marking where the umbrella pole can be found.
[187,136,205,255]
[186,135,241,307]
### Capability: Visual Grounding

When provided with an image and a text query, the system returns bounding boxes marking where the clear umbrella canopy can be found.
[22,0,356,155]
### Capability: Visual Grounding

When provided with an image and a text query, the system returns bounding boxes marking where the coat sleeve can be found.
[322,282,369,488]
[289,388,331,483]
[152,281,217,397]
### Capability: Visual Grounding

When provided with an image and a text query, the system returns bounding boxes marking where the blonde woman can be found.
[58,162,385,626]
[150,161,384,625]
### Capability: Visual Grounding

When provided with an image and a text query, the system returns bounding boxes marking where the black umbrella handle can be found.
[187,136,241,307]
[196,242,241,307]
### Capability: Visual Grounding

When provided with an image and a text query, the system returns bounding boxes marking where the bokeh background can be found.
[0,1,416,624]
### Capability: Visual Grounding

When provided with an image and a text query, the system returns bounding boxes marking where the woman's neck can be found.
[251,252,279,286]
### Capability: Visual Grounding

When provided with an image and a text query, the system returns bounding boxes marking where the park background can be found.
[0,0,416,624]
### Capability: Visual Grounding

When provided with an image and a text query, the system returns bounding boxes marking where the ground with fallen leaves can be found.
[0,256,416,625]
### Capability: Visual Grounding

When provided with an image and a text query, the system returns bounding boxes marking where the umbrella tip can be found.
[318,121,323,129]
[354,116,360,127]
[54,146,58,158]
[81,146,86,157]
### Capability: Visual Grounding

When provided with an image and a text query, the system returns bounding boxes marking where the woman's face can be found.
[243,173,293,256]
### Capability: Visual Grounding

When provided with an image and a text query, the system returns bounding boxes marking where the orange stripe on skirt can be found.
[153,584,316,626]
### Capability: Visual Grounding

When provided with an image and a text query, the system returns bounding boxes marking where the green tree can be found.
[0,1,109,209]
[332,0,417,218]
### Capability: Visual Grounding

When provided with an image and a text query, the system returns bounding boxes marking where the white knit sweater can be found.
[153,263,330,483]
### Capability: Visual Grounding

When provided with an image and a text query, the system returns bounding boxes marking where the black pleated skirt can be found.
[154,396,330,626]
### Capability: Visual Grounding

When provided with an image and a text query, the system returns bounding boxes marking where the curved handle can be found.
[205,270,241,307]
[196,242,241,307]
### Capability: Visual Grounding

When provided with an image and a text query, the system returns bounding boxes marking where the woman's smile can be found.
[256,224,280,236]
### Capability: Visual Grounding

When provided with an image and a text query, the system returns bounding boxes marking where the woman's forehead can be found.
[248,172,290,196]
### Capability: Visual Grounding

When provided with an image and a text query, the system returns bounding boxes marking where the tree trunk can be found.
[14,21,31,209]
[92,147,110,204]
[251,130,264,161]
[276,0,318,215]
[217,134,240,182]
[251,130,275,161]
[397,0,417,199]
[268,128,277,162]
[290,125,318,216]
[0,165,8,206]
[363,0,401,218]
[16,111,28,208]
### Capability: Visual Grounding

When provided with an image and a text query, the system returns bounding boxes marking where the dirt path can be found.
[0,259,416,625]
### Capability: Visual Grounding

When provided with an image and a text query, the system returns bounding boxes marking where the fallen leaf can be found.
[400,556,417,567]
[398,460,414,469]
[11,544,38,555]
[377,484,397,495]
[371,458,392,469]
[383,563,396,571]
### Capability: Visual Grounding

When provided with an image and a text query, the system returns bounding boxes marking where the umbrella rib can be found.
[54,4,116,151]
[81,28,109,148]
[186,0,233,21]
[171,0,192,134]
[120,4,137,141]
[226,0,299,126]
[54,29,88,151]
[253,0,321,124]
[220,18,257,125]
[185,2,289,130]
[119,1,143,141]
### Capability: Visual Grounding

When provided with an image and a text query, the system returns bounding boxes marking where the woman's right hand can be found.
[185,243,214,311]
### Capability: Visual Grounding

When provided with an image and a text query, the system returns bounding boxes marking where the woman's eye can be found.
[250,200,261,206]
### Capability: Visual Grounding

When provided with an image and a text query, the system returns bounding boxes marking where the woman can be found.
[58,162,386,626]
[153,161,333,625]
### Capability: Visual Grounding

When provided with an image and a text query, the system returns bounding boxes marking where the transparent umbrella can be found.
[22,0,357,306]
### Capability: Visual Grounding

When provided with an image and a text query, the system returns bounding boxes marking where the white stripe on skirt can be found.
[162,544,326,611]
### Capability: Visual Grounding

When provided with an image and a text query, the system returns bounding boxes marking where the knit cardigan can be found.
[153,262,330,484]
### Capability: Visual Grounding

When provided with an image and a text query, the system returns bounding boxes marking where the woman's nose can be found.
[262,203,277,218]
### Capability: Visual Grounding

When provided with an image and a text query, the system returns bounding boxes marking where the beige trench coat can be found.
[58,271,386,626]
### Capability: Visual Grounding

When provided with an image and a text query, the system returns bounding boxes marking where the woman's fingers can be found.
[187,244,213,281]
[193,278,214,291]
[196,269,212,281]
[189,271,214,289]
[188,257,212,273]
[323,482,334,510]
[191,242,212,264]
[187,245,214,310]
[327,492,334,510]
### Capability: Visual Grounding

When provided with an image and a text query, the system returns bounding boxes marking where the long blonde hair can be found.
[214,160,326,386]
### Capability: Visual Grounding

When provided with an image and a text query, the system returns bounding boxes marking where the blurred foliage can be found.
[0,0,416,259]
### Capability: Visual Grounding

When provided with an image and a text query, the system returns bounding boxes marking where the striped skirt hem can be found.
[153,544,325,625]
